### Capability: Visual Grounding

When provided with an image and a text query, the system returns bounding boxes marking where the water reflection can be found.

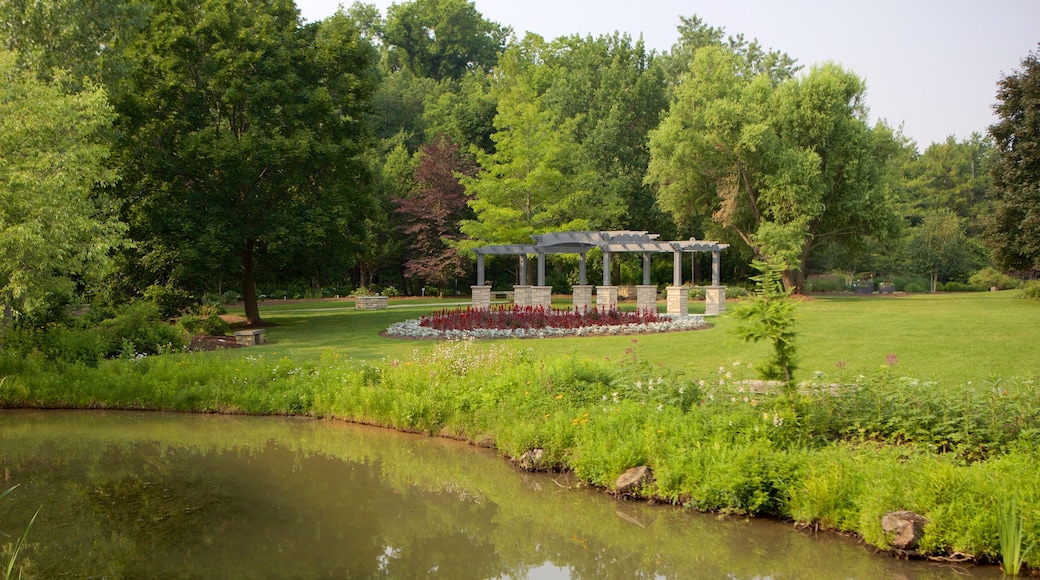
[0,410,996,579]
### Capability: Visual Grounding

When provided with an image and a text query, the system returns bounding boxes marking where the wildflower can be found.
[886,353,898,367]
[656,404,663,411]
[678,386,684,395]
[835,360,846,371]
[725,372,732,379]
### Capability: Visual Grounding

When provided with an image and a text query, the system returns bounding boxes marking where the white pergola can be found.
[471,231,728,315]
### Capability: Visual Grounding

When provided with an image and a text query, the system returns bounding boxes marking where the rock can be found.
[518,448,545,471]
[881,510,928,550]
[615,465,651,495]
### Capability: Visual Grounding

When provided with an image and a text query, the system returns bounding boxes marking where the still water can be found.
[1,410,998,579]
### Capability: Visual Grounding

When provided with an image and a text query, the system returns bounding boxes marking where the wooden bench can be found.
[233,328,265,346]
[355,295,388,310]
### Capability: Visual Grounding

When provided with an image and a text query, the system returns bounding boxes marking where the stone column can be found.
[705,286,726,315]
[602,251,612,286]
[572,285,593,312]
[471,285,492,310]
[672,250,683,287]
[642,252,651,286]
[531,286,552,309]
[596,285,618,311]
[476,253,485,286]
[711,251,721,286]
[636,285,658,314]
[519,255,529,286]
[578,253,587,285]
[537,253,546,287]
[514,285,532,308]
[666,286,688,315]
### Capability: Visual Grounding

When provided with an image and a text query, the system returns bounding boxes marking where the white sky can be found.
[296,0,1040,150]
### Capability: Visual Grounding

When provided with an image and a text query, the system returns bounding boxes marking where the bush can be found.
[221,290,242,304]
[970,267,1021,290]
[905,282,927,293]
[381,285,400,298]
[937,281,984,292]
[177,315,204,336]
[805,274,847,293]
[1023,281,1040,300]
[98,301,186,356]
[201,314,230,336]
[142,284,197,319]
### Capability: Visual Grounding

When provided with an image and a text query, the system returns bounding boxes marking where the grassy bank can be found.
[2,291,1039,570]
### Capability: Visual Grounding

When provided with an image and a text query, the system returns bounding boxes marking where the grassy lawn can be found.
[225,291,1040,385]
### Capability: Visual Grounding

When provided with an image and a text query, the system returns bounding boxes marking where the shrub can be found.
[201,314,230,336]
[905,282,927,293]
[381,285,400,298]
[98,301,186,356]
[938,281,984,292]
[142,284,197,319]
[1023,281,1040,300]
[177,315,204,336]
[970,267,1021,290]
[221,290,242,304]
[806,274,847,293]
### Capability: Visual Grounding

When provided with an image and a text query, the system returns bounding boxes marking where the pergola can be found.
[471,231,728,315]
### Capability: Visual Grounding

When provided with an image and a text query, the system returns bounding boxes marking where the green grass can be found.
[228,291,1039,385]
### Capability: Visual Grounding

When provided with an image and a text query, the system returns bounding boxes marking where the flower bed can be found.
[385,305,707,340]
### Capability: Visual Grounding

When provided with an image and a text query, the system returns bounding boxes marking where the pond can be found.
[0,410,998,579]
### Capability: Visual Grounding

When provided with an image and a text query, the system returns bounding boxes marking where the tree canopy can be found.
[987,45,1040,272]
[112,1,379,323]
[0,50,123,317]
[647,46,900,291]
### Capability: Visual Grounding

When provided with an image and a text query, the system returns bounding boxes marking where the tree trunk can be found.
[782,269,805,294]
[241,238,262,325]
[930,272,938,293]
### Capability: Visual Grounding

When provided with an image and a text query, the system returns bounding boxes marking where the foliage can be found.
[1023,281,1040,300]
[394,136,475,287]
[999,495,1035,575]
[647,49,900,292]
[970,267,1021,290]
[111,1,379,324]
[987,45,1040,271]
[0,49,124,319]
[907,208,971,293]
[730,261,797,385]
[382,0,509,81]
[900,134,993,235]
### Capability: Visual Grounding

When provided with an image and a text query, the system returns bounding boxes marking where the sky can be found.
[295,0,1040,150]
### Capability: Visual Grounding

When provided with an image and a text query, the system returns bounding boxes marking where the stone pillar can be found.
[711,251,721,286]
[537,253,546,287]
[705,286,726,315]
[519,255,529,286]
[572,285,593,312]
[476,253,485,286]
[514,285,532,308]
[531,286,552,309]
[471,285,492,310]
[672,251,682,287]
[578,253,587,286]
[596,285,618,311]
[666,286,688,316]
[636,285,658,314]
[642,252,651,286]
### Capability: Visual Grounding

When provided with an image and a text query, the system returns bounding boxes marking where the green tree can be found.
[908,208,970,293]
[459,37,608,246]
[383,0,509,81]
[646,47,899,291]
[902,134,992,234]
[987,45,1040,272]
[540,33,670,233]
[731,260,798,387]
[112,3,378,323]
[0,50,123,317]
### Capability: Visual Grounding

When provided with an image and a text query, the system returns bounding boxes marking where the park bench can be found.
[233,328,265,346]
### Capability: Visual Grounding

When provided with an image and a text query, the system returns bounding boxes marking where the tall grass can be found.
[999,496,1034,575]
[1,486,39,580]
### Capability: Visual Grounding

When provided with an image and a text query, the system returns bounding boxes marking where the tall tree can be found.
[394,136,474,287]
[0,50,123,317]
[908,208,970,293]
[903,134,992,234]
[383,0,509,81]
[540,33,670,233]
[647,47,899,291]
[987,45,1040,272]
[459,36,608,246]
[113,3,378,323]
